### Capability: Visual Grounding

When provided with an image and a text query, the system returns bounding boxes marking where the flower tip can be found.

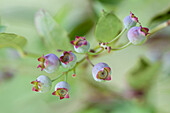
[70,41,74,45]
[52,91,56,95]
[140,25,150,36]
[75,36,79,38]
[31,81,34,84]
[130,11,132,14]
[106,75,111,80]
[65,94,69,98]
[32,87,38,92]
[60,96,64,100]
[37,65,40,68]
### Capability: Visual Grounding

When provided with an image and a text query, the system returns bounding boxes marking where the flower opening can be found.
[71,36,87,48]
[60,51,73,65]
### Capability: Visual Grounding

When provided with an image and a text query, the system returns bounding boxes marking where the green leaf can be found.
[54,5,95,41]
[0,25,6,33]
[112,101,152,113]
[35,9,71,50]
[54,5,72,24]
[78,108,103,113]
[149,9,170,28]
[69,18,94,41]
[127,57,161,90]
[95,11,122,42]
[96,0,123,4]
[0,33,27,49]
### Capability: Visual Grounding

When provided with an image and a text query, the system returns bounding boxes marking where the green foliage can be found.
[35,9,72,50]
[127,57,161,90]
[149,9,170,27]
[54,5,71,25]
[54,5,95,41]
[95,11,122,42]
[96,0,122,4]
[0,33,27,49]
[78,108,103,113]
[69,18,94,41]
[111,101,152,113]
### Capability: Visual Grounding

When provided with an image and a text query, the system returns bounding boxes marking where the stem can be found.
[88,48,104,56]
[108,28,127,44]
[57,49,80,54]
[73,68,76,74]
[94,45,100,51]
[149,20,170,36]
[24,52,40,58]
[76,56,87,65]
[65,72,68,82]
[52,73,64,82]
[51,57,86,82]
[86,55,94,67]
[111,42,131,51]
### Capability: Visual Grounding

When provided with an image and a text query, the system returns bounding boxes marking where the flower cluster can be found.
[124,11,149,45]
[31,36,111,100]
[31,12,149,100]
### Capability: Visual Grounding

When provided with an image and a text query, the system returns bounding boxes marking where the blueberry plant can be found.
[0,9,168,100]
[31,10,151,100]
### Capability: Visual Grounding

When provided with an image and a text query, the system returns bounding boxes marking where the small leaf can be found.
[0,25,6,33]
[35,9,71,50]
[0,33,27,49]
[127,57,161,90]
[95,11,122,42]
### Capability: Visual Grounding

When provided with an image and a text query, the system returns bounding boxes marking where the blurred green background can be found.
[0,0,170,113]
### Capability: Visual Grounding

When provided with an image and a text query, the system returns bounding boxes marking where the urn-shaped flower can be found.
[71,36,90,53]
[60,51,77,68]
[31,75,52,93]
[127,26,149,45]
[52,81,71,100]
[123,11,139,29]
[92,62,111,82]
[37,54,60,73]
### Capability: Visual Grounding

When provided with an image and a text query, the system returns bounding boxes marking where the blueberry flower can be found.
[71,36,90,53]
[92,62,111,82]
[31,75,52,93]
[127,25,149,45]
[52,81,71,100]
[99,42,111,53]
[60,51,77,68]
[37,54,60,73]
[123,11,139,29]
